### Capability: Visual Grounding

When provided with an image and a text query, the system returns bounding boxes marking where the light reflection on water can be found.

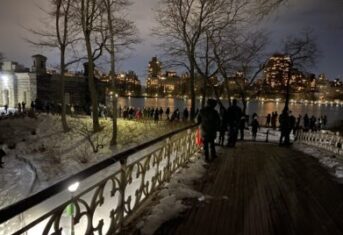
[117,97,343,127]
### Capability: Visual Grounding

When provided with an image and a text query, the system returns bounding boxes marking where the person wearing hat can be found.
[197,99,220,162]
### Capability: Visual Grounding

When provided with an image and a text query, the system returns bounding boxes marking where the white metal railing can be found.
[296,130,343,157]
[1,127,198,235]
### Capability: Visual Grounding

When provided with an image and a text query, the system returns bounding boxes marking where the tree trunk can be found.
[190,63,196,120]
[283,68,291,113]
[242,97,247,115]
[60,49,70,132]
[201,76,206,109]
[85,34,101,132]
[107,0,118,146]
[224,77,232,106]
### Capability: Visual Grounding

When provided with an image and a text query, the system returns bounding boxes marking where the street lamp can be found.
[68,182,79,235]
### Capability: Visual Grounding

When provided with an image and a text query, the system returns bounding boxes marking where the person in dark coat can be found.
[183,108,189,121]
[289,111,296,135]
[159,107,164,119]
[166,107,170,120]
[197,99,220,162]
[154,109,159,123]
[239,115,246,141]
[226,99,242,147]
[251,115,260,141]
[4,104,8,114]
[279,110,291,146]
[218,106,227,146]
[266,113,271,127]
[271,112,278,130]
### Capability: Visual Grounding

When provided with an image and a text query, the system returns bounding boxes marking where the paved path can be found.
[156,143,343,235]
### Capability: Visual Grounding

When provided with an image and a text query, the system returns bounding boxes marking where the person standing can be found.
[271,112,278,130]
[239,115,246,141]
[22,101,26,112]
[197,99,220,162]
[289,111,296,135]
[226,99,242,147]
[18,103,22,113]
[70,104,75,117]
[183,108,189,121]
[4,104,8,114]
[154,108,159,123]
[279,110,291,146]
[266,113,271,127]
[218,106,227,146]
[159,107,164,119]
[251,115,260,141]
[166,107,170,120]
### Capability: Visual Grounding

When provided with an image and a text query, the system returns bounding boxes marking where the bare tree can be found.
[232,31,269,114]
[282,29,319,112]
[26,0,83,132]
[155,0,286,117]
[155,0,238,119]
[71,0,107,132]
[102,0,139,145]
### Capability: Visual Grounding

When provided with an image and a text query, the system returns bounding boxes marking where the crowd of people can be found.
[265,112,328,132]
[197,98,330,162]
[118,106,191,123]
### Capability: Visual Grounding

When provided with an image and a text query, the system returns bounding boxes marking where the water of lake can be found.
[117,97,343,127]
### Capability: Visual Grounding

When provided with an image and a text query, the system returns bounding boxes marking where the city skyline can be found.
[0,0,342,81]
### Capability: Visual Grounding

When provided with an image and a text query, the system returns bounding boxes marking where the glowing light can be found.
[1,74,10,88]
[68,182,80,193]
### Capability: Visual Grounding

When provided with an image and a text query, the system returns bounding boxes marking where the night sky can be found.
[0,0,342,82]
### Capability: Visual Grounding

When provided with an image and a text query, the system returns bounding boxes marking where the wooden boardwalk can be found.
[155,143,343,235]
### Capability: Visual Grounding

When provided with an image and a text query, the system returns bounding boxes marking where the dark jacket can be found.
[197,106,220,139]
[227,105,242,127]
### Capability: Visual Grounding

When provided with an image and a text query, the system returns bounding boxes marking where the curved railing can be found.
[296,130,343,156]
[0,124,198,235]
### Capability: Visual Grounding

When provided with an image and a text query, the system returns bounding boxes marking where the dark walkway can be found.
[156,143,343,235]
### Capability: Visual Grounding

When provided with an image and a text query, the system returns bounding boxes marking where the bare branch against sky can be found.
[0,0,342,80]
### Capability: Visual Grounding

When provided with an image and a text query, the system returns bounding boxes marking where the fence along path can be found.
[156,142,343,235]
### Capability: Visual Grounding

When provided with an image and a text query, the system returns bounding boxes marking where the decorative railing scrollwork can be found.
[0,126,198,235]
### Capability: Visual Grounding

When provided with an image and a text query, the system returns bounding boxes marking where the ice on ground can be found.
[138,154,206,235]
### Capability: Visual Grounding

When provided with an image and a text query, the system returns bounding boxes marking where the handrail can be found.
[296,130,343,156]
[0,123,198,224]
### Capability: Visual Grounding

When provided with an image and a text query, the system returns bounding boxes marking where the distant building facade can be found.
[0,60,36,108]
[0,55,108,111]
[101,71,141,96]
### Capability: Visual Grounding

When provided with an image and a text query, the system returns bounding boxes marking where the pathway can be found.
[156,143,343,235]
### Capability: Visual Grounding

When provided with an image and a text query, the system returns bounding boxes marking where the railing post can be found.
[118,158,127,231]
[165,138,172,181]
[265,130,269,143]
[187,129,193,159]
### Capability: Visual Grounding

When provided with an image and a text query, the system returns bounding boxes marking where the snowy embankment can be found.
[136,153,207,235]
[0,114,188,209]
[293,143,343,183]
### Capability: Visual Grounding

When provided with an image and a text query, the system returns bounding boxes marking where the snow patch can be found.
[138,155,206,235]
[294,143,343,180]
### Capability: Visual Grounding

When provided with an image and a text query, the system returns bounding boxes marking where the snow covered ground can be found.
[293,143,343,183]
[136,153,207,235]
[0,114,189,209]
